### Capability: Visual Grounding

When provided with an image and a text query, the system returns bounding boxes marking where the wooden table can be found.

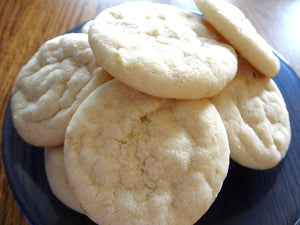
[0,0,299,224]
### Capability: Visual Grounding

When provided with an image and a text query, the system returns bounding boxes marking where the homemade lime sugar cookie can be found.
[81,20,94,34]
[89,2,237,99]
[194,0,280,77]
[11,33,113,147]
[44,146,82,213]
[64,80,230,225]
[211,57,291,169]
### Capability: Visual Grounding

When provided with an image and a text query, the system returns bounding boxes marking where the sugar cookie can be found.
[44,146,82,213]
[64,80,230,225]
[11,33,113,147]
[211,57,290,169]
[81,20,94,34]
[194,0,280,77]
[89,2,237,99]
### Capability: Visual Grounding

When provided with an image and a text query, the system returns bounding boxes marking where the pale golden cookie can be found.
[81,20,94,34]
[211,57,291,169]
[44,146,82,213]
[194,0,280,77]
[89,2,237,99]
[11,33,113,147]
[64,80,230,225]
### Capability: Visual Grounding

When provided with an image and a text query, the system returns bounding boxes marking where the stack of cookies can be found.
[11,1,291,224]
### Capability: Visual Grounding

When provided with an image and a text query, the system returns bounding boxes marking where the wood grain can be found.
[0,0,299,224]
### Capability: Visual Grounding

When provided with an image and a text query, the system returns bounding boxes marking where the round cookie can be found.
[194,0,280,77]
[11,33,113,147]
[64,80,230,225]
[89,2,237,99]
[44,146,82,213]
[81,20,94,34]
[211,57,291,169]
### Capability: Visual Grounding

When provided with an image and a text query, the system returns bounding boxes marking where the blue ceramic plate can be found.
[2,20,300,225]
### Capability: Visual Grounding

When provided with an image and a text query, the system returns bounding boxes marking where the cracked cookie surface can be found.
[89,2,237,99]
[11,33,113,147]
[211,57,291,169]
[64,79,230,225]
